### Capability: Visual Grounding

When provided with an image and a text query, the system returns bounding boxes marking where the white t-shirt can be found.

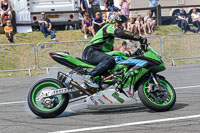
[191,12,200,20]
[144,16,153,23]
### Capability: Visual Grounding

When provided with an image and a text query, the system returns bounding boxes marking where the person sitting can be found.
[144,11,156,34]
[135,15,148,36]
[104,0,119,11]
[38,12,56,40]
[191,8,200,33]
[4,19,13,42]
[119,41,130,53]
[128,17,136,34]
[176,8,196,34]
[0,0,12,26]
[82,12,95,39]
[93,12,105,33]
[82,14,145,88]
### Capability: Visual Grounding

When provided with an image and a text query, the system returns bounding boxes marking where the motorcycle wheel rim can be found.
[143,80,173,106]
[32,82,63,111]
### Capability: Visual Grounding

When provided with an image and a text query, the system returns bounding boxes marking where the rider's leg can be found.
[82,47,116,88]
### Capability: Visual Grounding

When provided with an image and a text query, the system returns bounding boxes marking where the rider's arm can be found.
[106,24,142,42]
[114,28,141,41]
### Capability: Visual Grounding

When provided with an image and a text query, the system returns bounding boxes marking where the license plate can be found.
[48,15,60,18]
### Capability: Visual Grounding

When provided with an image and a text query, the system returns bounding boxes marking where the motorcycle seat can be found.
[75,57,93,65]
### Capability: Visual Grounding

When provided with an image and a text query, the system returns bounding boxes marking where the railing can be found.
[0,34,200,75]
[163,33,200,65]
[0,43,36,76]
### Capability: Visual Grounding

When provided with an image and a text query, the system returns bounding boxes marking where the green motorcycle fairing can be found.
[50,46,165,89]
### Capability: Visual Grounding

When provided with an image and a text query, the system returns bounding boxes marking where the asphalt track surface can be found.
[0,64,200,133]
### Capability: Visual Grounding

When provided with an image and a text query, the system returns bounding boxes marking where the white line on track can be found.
[0,84,200,106]
[49,114,200,133]
[0,101,26,105]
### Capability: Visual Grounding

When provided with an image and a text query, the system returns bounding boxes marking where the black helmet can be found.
[115,14,128,24]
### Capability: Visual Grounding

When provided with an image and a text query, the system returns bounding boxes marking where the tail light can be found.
[69,14,74,19]
[49,53,53,58]
[33,16,37,21]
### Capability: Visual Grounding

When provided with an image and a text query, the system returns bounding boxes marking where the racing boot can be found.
[84,75,99,88]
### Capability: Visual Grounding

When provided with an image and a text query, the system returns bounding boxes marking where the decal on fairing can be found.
[126,91,134,98]
[112,92,125,103]
[114,56,147,67]
[98,99,105,104]
[90,96,98,105]
[102,95,113,103]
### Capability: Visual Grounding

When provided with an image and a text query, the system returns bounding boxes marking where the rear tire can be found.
[138,77,176,112]
[27,78,69,118]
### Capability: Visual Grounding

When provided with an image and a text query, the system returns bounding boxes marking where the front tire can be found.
[138,77,176,112]
[27,78,69,118]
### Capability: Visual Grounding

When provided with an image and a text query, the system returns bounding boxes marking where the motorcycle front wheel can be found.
[27,78,69,118]
[138,77,176,112]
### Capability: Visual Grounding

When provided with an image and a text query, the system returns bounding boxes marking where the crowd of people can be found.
[80,0,158,39]
[176,8,200,34]
[0,0,14,42]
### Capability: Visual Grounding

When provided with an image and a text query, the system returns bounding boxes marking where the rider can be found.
[82,13,146,88]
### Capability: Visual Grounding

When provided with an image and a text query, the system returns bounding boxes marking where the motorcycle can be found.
[27,40,176,118]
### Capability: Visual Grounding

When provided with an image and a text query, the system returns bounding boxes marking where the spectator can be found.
[149,0,159,17]
[135,15,147,36]
[0,0,12,27]
[177,8,196,34]
[80,0,88,16]
[104,0,119,11]
[120,0,130,18]
[128,17,136,34]
[144,11,156,34]
[4,19,13,42]
[119,41,130,53]
[93,12,105,33]
[120,0,130,30]
[90,0,101,18]
[82,12,95,39]
[38,12,56,40]
[191,8,200,33]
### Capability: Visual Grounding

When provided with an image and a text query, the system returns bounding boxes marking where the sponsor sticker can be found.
[102,95,113,103]
[90,96,98,105]
[98,99,105,104]
[112,92,125,103]
[126,91,134,98]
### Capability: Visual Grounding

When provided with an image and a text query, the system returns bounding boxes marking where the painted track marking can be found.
[0,85,199,106]
[49,114,200,133]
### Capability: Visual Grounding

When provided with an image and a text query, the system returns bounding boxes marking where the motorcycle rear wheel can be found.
[138,77,176,112]
[27,78,69,118]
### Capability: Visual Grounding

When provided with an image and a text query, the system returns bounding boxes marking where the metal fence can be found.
[36,36,162,74]
[36,40,90,73]
[1,34,200,75]
[114,36,162,55]
[163,33,200,65]
[0,43,36,76]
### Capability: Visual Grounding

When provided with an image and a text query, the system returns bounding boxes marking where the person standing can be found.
[4,19,13,42]
[120,0,130,18]
[90,0,101,18]
[149,0,159,17]
[104,0,119,11]
[38,12,56,40]
[0,0,12,26]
